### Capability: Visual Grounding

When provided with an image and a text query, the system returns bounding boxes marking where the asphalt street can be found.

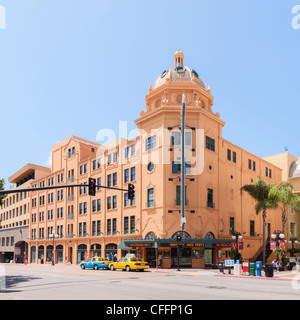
[1,264,300,300]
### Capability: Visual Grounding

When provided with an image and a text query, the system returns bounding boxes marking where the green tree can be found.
[241,176,278,266]
[0,178,6,206]
[269,181,300,234]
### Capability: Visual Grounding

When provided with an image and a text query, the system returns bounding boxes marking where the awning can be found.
[123,238,232,249]
[117,241,132,250]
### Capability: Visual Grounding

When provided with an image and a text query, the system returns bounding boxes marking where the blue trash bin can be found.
[255,261,262,277]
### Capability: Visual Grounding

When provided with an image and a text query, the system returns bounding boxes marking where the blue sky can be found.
[0,0,299,185]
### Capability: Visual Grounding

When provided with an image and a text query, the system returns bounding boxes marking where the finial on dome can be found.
[174,49,184,67]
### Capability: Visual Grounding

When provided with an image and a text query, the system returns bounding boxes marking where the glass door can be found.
[204,249,212,267]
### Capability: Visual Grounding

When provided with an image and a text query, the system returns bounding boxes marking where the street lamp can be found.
[49,233,59,266]
[271,230,285,246]
[231,232,242,261]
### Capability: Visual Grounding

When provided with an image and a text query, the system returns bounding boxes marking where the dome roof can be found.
[153,50,206,90]
[289,161,300,178]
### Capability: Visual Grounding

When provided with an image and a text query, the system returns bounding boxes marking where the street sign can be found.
[225,260,235,267]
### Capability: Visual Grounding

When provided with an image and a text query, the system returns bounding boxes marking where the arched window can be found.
[145,232,157,240]
[171,231,191,239]
[205,232,215,239]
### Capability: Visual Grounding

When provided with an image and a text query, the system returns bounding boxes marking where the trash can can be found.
[255,261,262,277]
[249,263,255,276]
[234,260,241,275]
[265,263,274,278]
[242,262,249,275]
[218,261,225,274]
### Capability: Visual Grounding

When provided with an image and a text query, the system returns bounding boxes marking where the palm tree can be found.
[269,181,300,234]
[0,179,5,206]
[241,176,278,266]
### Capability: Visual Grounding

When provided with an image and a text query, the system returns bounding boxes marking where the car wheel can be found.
[125,265,131,272]
[110,265,115,271]
[94,265,99,270]
[81,264,85,270]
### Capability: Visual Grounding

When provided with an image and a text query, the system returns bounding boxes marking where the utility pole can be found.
[181,94,186,231]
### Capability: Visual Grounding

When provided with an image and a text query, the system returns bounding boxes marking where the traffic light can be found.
[88,178,96,196]
[128,183,135,200]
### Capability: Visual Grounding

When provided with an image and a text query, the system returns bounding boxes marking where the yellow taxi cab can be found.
[108,254,149,272]
[80,257,113,270]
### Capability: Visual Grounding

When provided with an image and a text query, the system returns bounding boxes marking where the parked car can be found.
[80,257,113,270]
[109,257,149,272]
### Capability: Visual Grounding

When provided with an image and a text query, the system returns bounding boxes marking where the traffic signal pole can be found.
[0,183,130,196]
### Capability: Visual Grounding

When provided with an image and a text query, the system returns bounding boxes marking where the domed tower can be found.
[137,49,220,119]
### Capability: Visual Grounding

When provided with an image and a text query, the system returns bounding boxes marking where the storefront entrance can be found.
[171,247,192,268]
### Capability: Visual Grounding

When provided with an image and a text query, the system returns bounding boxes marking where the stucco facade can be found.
[27,50,283,267]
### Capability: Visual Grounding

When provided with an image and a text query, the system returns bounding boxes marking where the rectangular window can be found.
[79,223,82,237]
[113,195,117,209]
[266,167,269,177]
[92,221,96,236]
[227,149,231,161]
[269,168,272,178]
[171,132,181,146]
[107,174,112,187]
[250,220,255,237]
[107,197,111,210]
[107,219,111,235]
[131,167,136,181]
[124,169,129,183]
[147,188,154,208]
[207,189,214,208]
[124,217,129,234]
[79,203,83,215]
[131,144,135,157]
[112,218,117,235]
[113,152,117,163]
[113,172,117,186]
[206,136,215,152]
[124,193,129,207]
[97,177,101,190]
[93,160,96,171]
[253,161,256,172]
[248,159,252,170]
[146,136,156,151]
[125,147,129,159]
[176,185,187,206]
[233,151,237,163]
[92,200,96,212]
[97,199,101,212]
[130,216,135,234]
[97,220,101,236]
[230,217,235,235]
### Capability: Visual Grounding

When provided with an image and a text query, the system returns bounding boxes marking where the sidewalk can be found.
[215,270,300,281]
[149,267,300,281]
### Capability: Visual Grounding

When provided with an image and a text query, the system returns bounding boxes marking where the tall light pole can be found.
[181,94,186,231]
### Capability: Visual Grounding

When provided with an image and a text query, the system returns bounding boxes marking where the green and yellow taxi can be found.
[109,255,149,272]
[80,257,113,270]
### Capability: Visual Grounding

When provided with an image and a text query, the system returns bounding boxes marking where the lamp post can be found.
[271,230,285,247]
[49,233,59,266]
[231,232,242,261]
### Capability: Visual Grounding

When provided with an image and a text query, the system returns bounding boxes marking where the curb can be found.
[215,273,300,281]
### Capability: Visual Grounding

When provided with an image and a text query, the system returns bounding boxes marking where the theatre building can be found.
[27,50,283,268]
